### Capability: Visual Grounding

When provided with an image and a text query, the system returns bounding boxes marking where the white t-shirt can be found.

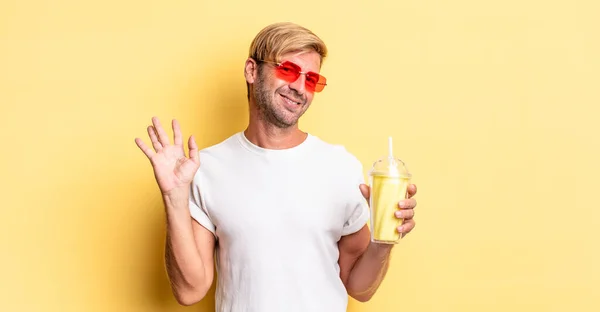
[188,131,370,312]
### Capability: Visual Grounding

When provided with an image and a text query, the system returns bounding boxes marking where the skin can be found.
[134,50,417,305]
[243,50,318,149]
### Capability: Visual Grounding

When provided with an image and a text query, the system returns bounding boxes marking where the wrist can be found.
[162,187,190,206]
[370,241,394,257]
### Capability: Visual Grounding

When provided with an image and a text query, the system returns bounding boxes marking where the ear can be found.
[244,58,258,84]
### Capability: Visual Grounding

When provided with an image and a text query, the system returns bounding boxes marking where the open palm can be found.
[135,117,200,195]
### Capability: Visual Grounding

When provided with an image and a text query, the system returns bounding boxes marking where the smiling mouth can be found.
[280,93,302,106]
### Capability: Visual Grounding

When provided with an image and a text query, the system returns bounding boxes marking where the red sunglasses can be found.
[260,60,327,93]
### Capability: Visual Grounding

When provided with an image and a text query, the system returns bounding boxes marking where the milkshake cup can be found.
[369,137,412,244]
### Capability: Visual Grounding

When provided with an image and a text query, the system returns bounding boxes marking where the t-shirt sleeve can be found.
[189,173,216,236]
[341,156,370,236]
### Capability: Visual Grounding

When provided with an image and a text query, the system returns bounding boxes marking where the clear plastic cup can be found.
[368,137,412,244]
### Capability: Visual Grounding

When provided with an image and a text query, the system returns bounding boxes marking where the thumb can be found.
[188,135,200,165]
[359,183,370,200]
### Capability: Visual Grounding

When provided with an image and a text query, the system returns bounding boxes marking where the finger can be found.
[359,184,370,200]
[407,184,417,198]
[394,209,414,220]
[397,219,415,235]
[152,116,171,146]
[398,198,417,210]
[173,119,183,146]
[188,135,200,164]
[147,126,162,152]
[134,138,155,159]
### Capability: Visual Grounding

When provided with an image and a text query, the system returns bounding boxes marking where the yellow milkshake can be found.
[368,136,412,244]
[370,174,411,243]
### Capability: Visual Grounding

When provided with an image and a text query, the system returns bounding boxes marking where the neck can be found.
[245,104,308,150]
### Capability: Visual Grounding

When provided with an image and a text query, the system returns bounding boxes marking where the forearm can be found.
[345,243,394,302]
[163,189,210,303]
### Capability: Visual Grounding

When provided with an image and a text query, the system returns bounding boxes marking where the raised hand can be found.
[135,117,200,196]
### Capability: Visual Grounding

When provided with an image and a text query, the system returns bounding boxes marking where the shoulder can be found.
[309,134,363,164]
[308,134,365,173]
[198,132,243,160]
[191,132,243,182]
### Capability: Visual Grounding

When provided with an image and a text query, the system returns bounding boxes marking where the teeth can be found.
[282,95,299,105]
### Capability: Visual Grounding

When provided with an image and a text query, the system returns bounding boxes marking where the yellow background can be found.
[1,0,598,311]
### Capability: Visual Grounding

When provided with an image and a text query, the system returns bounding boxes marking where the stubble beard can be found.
[253,68,307,129]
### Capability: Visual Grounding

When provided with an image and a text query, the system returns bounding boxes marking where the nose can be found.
[288,73,306,95]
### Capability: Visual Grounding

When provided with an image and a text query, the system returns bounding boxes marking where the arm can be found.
[338,225,393,302]
[163,189,215,306]
[338,183,417,302]
[135,117,215,306]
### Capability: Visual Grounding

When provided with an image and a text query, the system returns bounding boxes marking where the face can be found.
[248,51,322,129]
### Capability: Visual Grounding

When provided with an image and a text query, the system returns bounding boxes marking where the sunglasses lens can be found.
[275,62,301,82]
[312,74,327,92]
[274,61,327,93]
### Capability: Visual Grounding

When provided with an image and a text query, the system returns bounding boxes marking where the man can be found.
[135,22,417,311]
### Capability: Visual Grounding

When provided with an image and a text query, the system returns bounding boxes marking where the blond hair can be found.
[248,22,328,66]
